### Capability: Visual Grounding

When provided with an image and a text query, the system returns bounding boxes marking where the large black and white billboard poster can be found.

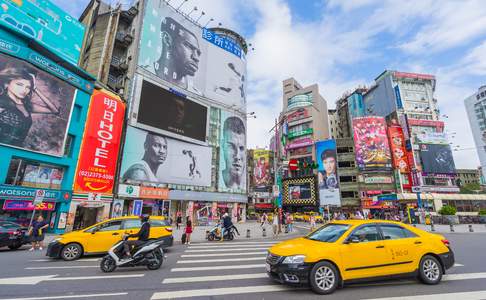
[136,79,208,143]
[121,126,212,187]
[138,0,246,108]
[0,52,76,156]
[419,144,456,174]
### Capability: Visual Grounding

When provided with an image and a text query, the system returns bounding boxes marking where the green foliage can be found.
[459,182,483,194]
[438,205,457,216]
[479,209,486,216]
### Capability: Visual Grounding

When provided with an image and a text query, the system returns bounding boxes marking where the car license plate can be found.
[265,263,271,272]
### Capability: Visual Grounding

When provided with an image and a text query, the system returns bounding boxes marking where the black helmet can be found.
[140,214,149,222]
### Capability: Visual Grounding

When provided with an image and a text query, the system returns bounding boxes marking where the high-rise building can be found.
[464,85,486,180]
[81,0,249,224]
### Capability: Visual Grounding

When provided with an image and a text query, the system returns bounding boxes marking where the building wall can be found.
[465,85,486,180]
[364,74,397,117]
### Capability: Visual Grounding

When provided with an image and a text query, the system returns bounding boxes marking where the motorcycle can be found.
[206,225,236,241]
[100,234,165,273]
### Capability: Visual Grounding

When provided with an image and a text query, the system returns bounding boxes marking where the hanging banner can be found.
[388,126,410,173]
[74,90,126,194]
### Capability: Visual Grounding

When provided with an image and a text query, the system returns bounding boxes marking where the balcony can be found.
[111,56,129,71]
[338,168,358,176]
[107,74,124,90]
[337,152,355,161]
[115,31,133,47]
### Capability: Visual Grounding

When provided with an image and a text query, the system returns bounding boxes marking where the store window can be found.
[5,159,65,189]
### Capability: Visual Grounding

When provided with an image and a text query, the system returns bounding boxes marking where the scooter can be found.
[206,225,236,241]
[100,234,165,273]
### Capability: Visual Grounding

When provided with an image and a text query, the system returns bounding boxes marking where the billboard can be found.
[218,111,246,193]
[135,79,208,143]
[0,52,76,156]
[419,144,456,174]
[315,140,340,206]
[138,0,246,107]
[21,164,63,189]
[253,150,270,187]
[74,90,126,194]
[0,0,85,66]
[353,117,392,171]
[282,176,317,206]
[121,126,212,187]
[416,132,448,145]
[388,126,410,173]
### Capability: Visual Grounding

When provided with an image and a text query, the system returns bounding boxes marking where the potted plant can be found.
[438,205,459,224]
[479,209,486,224]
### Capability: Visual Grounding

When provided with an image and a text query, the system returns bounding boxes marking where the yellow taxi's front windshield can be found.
[305,224,350,243]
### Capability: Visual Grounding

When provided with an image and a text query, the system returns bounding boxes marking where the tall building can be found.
[464,85,486,180]
[81,0,249,224]
[0,0,97,233]
[276,78,330,212]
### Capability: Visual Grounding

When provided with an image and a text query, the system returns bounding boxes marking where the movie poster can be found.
[315,140,341,206]
[353,117,392,171]
[253,150,270,187]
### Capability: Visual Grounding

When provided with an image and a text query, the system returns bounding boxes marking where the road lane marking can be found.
[30,258,100,262]
[181,251,267,257]
[188,244,275,249]
[443,272,486,281]
[171,264,265,272]
[0,292,128,300]
[0,274,145,285]
[177,257,265,264]
[361,290,486,300]
[150,285,294,299]
[162,273,268,284]
[25,266,98,270]
[454,263,464,267]
[191,241,277,246]
[185,247,269,253]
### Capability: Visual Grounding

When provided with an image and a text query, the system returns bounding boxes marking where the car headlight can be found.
[50,238,62,243]
[282,255,306,264]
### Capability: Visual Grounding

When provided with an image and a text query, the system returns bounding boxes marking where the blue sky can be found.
[56,0,486,169]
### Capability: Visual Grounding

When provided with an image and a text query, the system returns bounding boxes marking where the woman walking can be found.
[272,214,279,238]
[176,211,182,230]
[0,66,59,146]
[184,218,193,245]
[29,215,48,251]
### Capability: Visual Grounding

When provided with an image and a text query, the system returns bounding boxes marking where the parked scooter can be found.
[206,225,236,241]
[100,234,164,272]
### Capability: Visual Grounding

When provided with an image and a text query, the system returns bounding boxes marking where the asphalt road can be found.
[0,231,485,300]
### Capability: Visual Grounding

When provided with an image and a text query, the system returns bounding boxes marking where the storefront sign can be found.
[254,192,271,198]
[286,137,314,150]
[132,200,143,216]
[3,200,55,211]
[288,128,313,139]
[377,194,398,201]
[416,132,448,145]
[169,190,247,203]
[364,176,393,184]
[289,146,312,156]
[393,72,435,81]
[287,108,310,123]
[118,184,140,198]
[139,187,169,199]
[74,90,126,194]
[407,119,444,131]
[255,203,273,209]
[415,186,460,193]
[0,185,70,202]
[365,190,383,195]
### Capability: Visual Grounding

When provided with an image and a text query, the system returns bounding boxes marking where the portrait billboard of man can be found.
[219,113,246,192]
[316,139,341,206]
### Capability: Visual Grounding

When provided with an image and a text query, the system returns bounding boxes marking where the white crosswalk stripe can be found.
[176,256,265,264]
[185,247,269,252]
[181,251,266,257]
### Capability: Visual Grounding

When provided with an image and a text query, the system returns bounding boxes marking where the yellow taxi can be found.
[293,213,305,222]
[266,220,454,294]
[303,212,323,223]
[47,216,173,261]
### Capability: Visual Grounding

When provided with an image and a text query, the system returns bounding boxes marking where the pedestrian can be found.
[310,214,316,231]
[260,212,267,227]
[281,212,286,233]
[28,215,48,251]
[272,214,279,238]
[184,218,193,245]
[286,213,293,232]
[176,211,182,230]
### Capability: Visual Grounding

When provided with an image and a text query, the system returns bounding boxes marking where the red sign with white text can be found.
[388,126,409,173]
[74,90,125,194]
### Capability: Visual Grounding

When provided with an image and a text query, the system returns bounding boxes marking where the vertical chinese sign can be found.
[74,89,126,194]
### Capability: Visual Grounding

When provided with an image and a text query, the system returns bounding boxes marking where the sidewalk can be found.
[415,223,486,234]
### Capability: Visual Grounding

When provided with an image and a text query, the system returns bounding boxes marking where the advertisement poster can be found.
[419,144,456,174]
[3,200,55,211]
[74,89,126,194]
[218,111,246,193]
[253,150,270,187]
[315,140,341,206]
[57,212,67,229]
[282,176,316,206]
[135,79,208,143]
[0,52,77,156]
[388,126,410,173]
[21,164,64,189]
[49,211,57,228]
[138,0,246,107]
[353,117,392,171]
[121,126,212,187]
[132,200,143,216]
[416,132,448,145]
[0,0,85,66]
[111,199,124,218]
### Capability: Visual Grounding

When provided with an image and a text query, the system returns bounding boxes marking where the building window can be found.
[64,135,74,157]
[5,158,65,189]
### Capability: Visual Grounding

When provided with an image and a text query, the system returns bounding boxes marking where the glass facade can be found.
[287,93,313,111]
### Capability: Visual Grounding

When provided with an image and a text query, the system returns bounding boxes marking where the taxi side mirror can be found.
[91,228,99,234]
[345,236,360,244]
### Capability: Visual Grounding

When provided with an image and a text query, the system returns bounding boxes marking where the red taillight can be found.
[441,239,450,247]
[166,227,173,232]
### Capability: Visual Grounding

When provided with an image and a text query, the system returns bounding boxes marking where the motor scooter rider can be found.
[221,213,240,241]
[124,214,151,258]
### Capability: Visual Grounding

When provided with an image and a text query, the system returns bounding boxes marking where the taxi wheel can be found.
[418,255,442,285]
[61,243,83,261]
[309,261,340,294]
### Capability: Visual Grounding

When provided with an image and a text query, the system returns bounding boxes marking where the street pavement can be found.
[0,228,485,300]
